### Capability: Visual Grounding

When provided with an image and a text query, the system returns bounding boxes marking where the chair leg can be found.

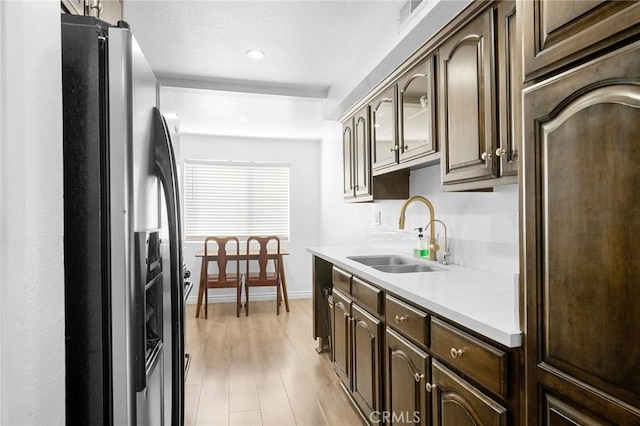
[245,281,249,316]
[276,281,281,315]
[236,278,242,318]
[204,286,208,319]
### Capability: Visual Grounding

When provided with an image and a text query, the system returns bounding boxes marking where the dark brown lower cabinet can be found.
[332,287,382,423]
[332,288,351,386]
[431,360,506,426]
[385,328,430,426]
[352,304,382,421]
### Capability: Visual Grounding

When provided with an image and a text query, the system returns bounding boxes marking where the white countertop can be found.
[307,245,522,348]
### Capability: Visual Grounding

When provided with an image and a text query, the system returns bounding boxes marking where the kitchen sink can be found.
[347,255,413,266]
[372,264,442,273]
[347,255,444,273]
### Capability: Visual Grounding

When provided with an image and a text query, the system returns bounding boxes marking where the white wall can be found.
[180,133,321,303]
[0,1,65,424]
[318,121,373,246]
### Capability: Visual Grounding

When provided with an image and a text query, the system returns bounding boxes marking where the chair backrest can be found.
[204,236,240,281]
[246,235,280,281]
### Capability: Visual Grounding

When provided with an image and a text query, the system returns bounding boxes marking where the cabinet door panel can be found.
[524,41,640,423]
[386,328,429,426]
[523,0,640,80]
[439,9,497,184]
[543,392,612,426]
[342,120,354,199]
[352,304,381,419]
[432,361,506,426]
[332,289,351,387]
[496,1,519,177]
[353,107,371,197]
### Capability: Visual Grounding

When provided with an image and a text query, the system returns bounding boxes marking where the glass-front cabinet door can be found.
[371,86,397,171]
[398,56,437,163]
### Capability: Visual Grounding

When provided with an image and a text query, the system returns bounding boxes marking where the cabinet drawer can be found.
[431,318,507,398]
[351,276,383,316]
[332,266,351,294]
[385,295,429,346]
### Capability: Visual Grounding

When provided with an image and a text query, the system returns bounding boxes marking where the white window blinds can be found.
[184,160,290,241]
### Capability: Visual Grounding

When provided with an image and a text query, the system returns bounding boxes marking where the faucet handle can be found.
[442,248,450,265]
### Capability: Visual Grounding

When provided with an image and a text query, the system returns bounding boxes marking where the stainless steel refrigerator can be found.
[61,15,184,425]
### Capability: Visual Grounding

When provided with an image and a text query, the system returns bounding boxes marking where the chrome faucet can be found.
[398,196,436,261]
[425,219,449,264]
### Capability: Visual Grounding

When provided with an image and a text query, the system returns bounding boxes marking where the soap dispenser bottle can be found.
[413,228,429,258]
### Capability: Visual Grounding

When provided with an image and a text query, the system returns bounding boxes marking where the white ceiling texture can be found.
[123,0,467,135]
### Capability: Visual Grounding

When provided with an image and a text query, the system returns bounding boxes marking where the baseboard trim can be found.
[186,290,312,304]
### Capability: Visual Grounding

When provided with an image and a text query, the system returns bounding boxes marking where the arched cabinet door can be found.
[438,7,498,184]
[385,328,430,426]
[431,361,506,426]
[523,40,640,424]
[371,86,398,171]
[341,120,354,199]
[398,56,437,163]
[351,304,381,420]
[331,289,351,387]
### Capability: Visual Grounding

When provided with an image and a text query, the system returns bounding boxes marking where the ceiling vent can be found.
[397,0,426,32]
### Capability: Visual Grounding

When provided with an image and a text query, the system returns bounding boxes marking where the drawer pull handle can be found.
[450,348,464,359]
[414,373,424,382]
[395,315,409,323]
[425,383,437,392]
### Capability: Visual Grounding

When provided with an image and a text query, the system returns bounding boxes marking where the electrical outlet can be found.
[373,211,382,226]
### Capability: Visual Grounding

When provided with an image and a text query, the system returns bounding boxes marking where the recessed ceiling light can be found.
[246,50,265,60]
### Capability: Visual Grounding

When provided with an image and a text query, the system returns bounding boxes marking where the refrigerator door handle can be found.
[153,107,185,426]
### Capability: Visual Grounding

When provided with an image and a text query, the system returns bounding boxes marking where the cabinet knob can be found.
[395,315,409,323]
[389,145,399,153]
[495,147,507,157]
[425,383,437,392]
[414,373,424,382]
[450,348,464,359]
[481,151,491,161]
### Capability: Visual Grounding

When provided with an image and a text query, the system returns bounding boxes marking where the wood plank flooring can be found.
[184,299,363,426]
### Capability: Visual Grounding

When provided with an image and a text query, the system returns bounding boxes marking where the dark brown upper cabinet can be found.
[496,1,519,178]
[371,86,398,171]
[438,8,498,186]
[341,118,355,200]
[353,107,371,198]
[398,56,438,165]
[342,106,408,202]
[522,0,640,82]
[438,2,519,190]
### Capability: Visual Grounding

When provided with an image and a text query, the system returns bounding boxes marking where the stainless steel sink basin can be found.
[372,264,442,273]
[347,255,444,273]
[347,255,413,266]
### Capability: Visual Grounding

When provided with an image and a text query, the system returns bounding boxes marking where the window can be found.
[183,160,290,241]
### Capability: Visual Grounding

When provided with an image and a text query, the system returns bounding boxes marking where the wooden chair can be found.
[244,236,282,315]
[200,236,242,318]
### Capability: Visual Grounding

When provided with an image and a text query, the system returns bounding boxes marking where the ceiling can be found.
[123,0,423,98]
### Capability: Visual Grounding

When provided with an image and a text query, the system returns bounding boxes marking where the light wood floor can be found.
[184,298,363,426]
